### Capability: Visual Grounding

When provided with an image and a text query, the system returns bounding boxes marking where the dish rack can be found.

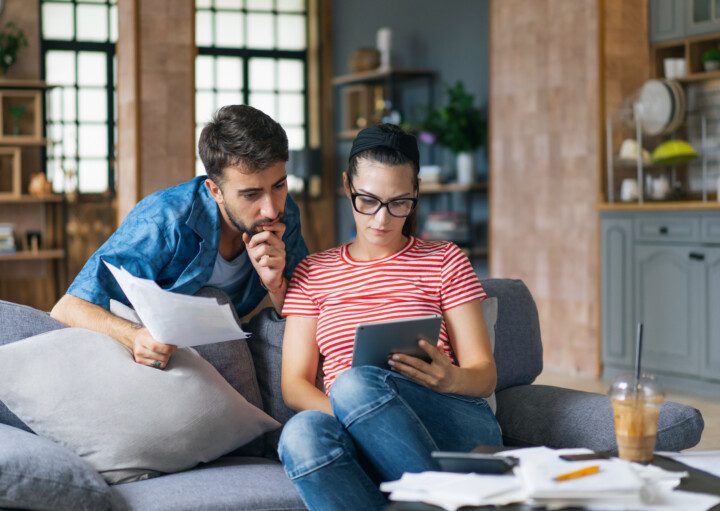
[605,86,712,204]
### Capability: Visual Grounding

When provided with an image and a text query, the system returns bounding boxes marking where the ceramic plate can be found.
[664,79,685,134]
[638,79,673,136]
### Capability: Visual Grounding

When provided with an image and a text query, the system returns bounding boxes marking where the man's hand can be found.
[242,222,287,290]
[132,327,177,369]
[388,339,458,393]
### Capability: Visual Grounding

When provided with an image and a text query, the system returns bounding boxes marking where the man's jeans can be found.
[278,366,502,511]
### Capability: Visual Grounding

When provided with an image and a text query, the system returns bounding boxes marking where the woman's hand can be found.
[388,339,458,393]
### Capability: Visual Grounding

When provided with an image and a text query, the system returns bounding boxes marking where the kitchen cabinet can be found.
[601,210,720,394]
[686,0,720,36]
[650,0,686,43]
[650,0,720,42]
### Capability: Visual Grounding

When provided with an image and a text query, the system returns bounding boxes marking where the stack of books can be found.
[422,212,470,244]
[0,224,16,253]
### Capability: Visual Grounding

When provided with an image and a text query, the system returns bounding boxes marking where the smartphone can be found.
[431,451,518,474]
[558,452,611,462]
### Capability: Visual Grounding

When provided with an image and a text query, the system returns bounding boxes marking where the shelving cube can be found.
[0,147,21,197]
[0,90,43,143]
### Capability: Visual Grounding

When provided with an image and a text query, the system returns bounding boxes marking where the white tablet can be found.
[351,314,443,368]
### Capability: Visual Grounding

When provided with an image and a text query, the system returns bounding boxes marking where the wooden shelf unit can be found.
[0,194,63,204]
[332,68,435,86]
[652,33,720,81]
[0,249,65,261]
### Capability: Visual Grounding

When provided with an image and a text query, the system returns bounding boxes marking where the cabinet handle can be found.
[658,226,669,235]
[689,252,705,261]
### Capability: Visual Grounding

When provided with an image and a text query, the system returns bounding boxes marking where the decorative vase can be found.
[455,152,474,184]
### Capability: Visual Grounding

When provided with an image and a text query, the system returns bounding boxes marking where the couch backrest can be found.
[481,279,543,391]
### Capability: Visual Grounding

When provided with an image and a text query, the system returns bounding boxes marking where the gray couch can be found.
[0,279,704,510]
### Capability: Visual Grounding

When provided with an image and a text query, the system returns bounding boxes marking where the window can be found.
[41,0,118,194]
[195,0,308,175]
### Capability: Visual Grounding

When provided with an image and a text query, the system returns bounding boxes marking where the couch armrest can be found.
[495,384,704,452]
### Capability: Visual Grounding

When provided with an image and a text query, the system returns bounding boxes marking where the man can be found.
[51,105,308,370]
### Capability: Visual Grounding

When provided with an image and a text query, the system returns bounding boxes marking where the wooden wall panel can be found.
[489,0,601,375]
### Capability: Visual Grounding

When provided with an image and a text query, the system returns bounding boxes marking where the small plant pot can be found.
[703,60,720,72]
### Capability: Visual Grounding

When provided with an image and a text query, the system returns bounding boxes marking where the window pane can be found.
[48,88,63,121]
[216,56,242,90]
[694,0,712,22]
[249,58,275,91]
[46,51,76,86]
[277,0,305,12]
[78,52,107,86]
[196,10,213,46]
[78,159,108,193]
[217,91,243,108]
[196,91,216,123]
[196,158,206,177]
[63,88,77,121]
[215,11,244,47]
[42,3,74,40]
[249,92,276,119]
[196,0,212,7]
[215,0,243,8]
[278,59,303,91]
[285,126,304,149]
[247,0,273,10]
[63,124,77,157]
[278,93,303,125]
[277,14,305,50]
[196,56,214,89]
[79,89,108,122]
[77,4,109,42]
[247,13,274,49]
[109,4,118,42]
[79,124,107,157]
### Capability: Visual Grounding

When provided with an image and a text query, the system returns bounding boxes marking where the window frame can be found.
[39,0,117,196]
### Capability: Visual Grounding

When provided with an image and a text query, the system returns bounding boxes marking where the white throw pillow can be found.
[0,328,279,484]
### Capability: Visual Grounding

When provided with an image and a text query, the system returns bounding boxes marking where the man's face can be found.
[206,161,288,236]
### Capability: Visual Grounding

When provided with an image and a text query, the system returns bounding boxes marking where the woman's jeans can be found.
[278,366,502,511]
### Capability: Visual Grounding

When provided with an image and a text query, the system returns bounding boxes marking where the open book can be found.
[104,260,249,347]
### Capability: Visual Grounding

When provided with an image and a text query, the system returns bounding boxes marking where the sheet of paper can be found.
[104,260,248,347]
[657,450,720,479]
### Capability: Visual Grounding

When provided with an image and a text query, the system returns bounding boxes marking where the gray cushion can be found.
[495,384,705,452]
[0,328,280,484]
[481,279,543,391]
[0,423,113,511]
[0,300,65,432]
[246,307,296,457]
[110,457,303,511]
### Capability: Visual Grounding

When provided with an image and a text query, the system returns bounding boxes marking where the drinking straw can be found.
[635,322,643,385]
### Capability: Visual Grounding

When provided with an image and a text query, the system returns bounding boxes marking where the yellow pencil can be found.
[553,465,601,482]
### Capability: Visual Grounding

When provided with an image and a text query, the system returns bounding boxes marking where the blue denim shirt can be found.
[67,176,309,318]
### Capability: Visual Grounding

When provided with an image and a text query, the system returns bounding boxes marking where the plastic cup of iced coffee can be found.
[608,375,664,463]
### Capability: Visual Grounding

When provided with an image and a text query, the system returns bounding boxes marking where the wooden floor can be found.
[534,371,720,452]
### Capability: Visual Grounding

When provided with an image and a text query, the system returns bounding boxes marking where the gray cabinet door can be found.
[602,217,634,368]
[703,247,720,379]
[650,0,686,42]
[634,244,702,375]
[686,0,720,36]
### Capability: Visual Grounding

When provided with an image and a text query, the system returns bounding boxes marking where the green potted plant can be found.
[419,81,486,183]
[702,47,720,72]
[0,22,28,76]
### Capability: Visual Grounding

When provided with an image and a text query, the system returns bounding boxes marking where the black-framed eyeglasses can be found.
[348,181,418,218]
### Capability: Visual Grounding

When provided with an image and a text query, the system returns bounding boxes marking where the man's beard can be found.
[227,208,284,238]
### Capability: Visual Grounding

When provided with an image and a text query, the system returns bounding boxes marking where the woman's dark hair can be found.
[348,124,420,237]
[198,105,288,184]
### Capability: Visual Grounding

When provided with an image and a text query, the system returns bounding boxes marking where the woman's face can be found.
[345,158,417,249]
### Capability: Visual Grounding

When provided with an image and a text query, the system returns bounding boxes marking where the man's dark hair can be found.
[198,105,288,183]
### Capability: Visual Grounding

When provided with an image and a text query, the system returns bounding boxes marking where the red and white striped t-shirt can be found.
[282,237,486,393]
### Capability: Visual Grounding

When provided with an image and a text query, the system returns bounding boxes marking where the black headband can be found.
[349,126,420,169]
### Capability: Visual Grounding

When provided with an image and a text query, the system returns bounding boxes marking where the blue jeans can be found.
[278,366,502,511]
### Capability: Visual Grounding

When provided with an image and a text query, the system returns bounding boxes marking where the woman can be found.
[278,124,501,510]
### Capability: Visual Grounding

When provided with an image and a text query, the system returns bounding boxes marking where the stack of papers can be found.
[381,447,720,511]
[104,261,248,347]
